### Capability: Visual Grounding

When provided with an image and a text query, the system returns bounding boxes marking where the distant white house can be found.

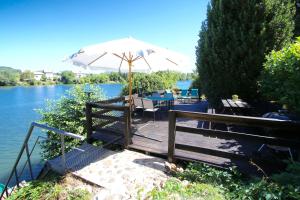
[43,70,54,80]
[33,70,60,81]
[34,71,44,81]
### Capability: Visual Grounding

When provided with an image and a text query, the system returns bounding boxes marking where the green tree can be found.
[20,70,34,82]
[121,71,183,95]
[295,0,300,37]
[196,0,295,106]
[260,38,300,113]
[60,71,76,84]
[108,72,125,83]
[41,74,47,82]
[89,73,110,83]
[37,85,105,159]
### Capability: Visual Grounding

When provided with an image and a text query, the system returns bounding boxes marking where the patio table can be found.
[143,96,174,109]
[221,99,251,115]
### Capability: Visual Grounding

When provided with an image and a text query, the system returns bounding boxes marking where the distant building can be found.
[33,71,44,81]
[43,70,54,80]
[33,70,61,81]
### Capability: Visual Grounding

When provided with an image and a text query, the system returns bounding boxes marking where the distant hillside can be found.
[0,66,21,86]
[0,66,21,73]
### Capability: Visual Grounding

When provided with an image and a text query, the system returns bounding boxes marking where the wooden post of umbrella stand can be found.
[128,59,133,132]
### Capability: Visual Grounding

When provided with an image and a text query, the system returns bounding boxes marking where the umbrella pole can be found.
[128,60,132,123]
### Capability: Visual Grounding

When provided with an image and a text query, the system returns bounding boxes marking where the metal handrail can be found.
[0,122,84,199]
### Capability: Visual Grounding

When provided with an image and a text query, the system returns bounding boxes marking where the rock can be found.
[164,162,184,173]
[181,180,189,187]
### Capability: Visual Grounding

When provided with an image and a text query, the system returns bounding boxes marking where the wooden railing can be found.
[168,110,300,162]
[85,97,131,148]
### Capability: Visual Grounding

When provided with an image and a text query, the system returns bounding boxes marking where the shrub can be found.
[37,85,105,159]
[260,38,300,113]
[170,162,300,200]
[7,172,91,200]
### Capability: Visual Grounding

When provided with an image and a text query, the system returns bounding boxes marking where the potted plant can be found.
[232,94,239,102]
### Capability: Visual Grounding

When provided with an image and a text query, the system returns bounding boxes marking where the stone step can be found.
[47,143,113,174]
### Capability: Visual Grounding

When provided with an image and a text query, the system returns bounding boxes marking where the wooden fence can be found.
[85,97,131,148]
[168,110,300,162]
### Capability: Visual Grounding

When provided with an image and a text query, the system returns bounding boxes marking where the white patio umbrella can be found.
[67,37,190,111]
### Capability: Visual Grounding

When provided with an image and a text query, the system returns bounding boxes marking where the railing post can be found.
[86,102,93,143]
[25,144,34,179]
[124,107,132,148]
[14,169,20,188]
[61,135,66,173]
[168,110,177,163]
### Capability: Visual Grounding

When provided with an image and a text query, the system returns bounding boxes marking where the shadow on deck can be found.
[129,101,261,173]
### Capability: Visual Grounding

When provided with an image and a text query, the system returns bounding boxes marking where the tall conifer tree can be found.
[196,0,295,106]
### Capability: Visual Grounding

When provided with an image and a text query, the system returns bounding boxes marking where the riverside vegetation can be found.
[148,162,300,199]
[0,67,194,87]
[7,172,91,200]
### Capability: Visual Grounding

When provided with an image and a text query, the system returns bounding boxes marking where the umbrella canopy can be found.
[67,37,191,114]
[68,37,190,73]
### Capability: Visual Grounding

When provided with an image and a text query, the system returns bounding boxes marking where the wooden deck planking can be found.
[92,101,263,172]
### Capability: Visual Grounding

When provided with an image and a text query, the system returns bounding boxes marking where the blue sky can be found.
[0,0,209,72]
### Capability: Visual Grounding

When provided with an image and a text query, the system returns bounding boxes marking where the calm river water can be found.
[0,80,191,183]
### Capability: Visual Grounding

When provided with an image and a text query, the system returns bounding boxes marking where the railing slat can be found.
[175,126,300,148]
[175,143,248,160]
[174,110,300,130]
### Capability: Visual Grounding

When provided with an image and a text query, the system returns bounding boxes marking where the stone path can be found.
[48,144,169,199]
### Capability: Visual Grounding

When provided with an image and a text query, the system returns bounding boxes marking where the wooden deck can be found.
[127,101,262,172]
[88,99,300,174]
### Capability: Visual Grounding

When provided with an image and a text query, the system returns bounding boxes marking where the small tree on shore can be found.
[37,85,105,159]
[196,0,295,106]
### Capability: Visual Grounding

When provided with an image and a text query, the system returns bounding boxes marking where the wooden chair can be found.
[142,99,160,122]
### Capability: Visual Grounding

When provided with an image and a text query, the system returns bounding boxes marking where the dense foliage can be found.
[150,162,300,199]
[122,71,189,95]
[260,38,300,113]
[78,72,127,84]
[196,0,295,106]
[7,172,91,200]
[0,67,21,86]
[295,0,300,37]
[37,85,105,159]
[60,70,76,84]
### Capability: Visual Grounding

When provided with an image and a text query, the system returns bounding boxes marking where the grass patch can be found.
[7,172,91,200]
[148,162,300,200]
[149,178,224,200]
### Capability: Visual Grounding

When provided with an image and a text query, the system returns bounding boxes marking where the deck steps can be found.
[47,143,114,174]
[47,145,169,199]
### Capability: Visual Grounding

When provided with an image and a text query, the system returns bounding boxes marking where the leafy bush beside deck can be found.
[149,162,300,200]
[260,38,300,113]
[37,85,106,159]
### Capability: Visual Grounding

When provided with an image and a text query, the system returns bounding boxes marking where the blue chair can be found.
[179,89,191,103]
[190,89,199,99]
[164,92,174,108]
